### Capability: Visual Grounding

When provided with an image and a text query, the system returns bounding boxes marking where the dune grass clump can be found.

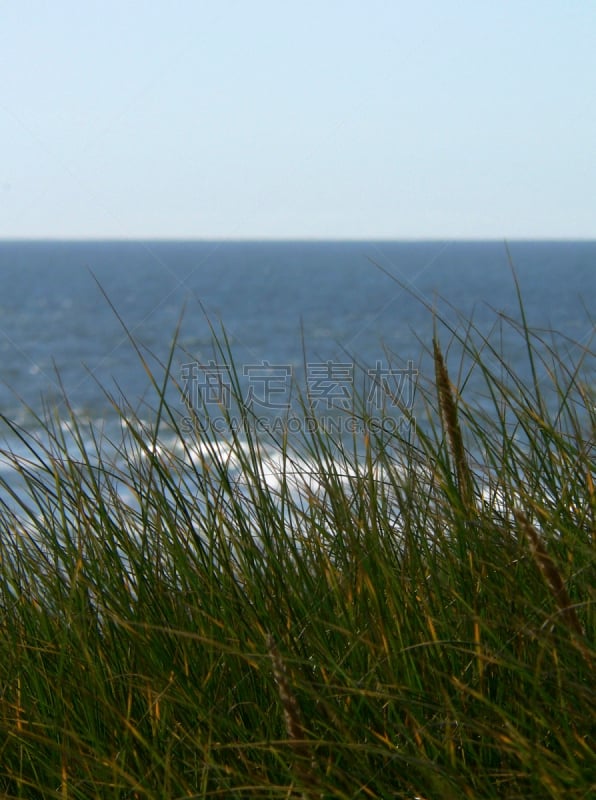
[0,290,594,799]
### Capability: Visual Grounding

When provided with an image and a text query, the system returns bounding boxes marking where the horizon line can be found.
[1,235,595,244]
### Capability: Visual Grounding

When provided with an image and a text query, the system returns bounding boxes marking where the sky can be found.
[1,1,595,240]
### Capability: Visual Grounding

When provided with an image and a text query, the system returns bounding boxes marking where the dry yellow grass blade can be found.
[433,338,474,507]
[514,510,584,640]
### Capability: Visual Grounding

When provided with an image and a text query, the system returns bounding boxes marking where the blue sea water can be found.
[0,240,594,470]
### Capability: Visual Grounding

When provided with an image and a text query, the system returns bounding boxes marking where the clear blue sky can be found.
[1,1,595,239]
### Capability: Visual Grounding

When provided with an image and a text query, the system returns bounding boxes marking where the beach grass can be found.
[0,285,594,799]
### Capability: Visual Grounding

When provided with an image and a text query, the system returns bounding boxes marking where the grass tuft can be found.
[0,281,594,798]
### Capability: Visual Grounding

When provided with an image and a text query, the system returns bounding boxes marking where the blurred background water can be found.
[0,239,594,473]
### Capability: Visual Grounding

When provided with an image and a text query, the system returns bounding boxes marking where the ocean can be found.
[0,239,594,484]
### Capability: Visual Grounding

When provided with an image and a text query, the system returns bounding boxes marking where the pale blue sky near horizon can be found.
[1,1,595,240]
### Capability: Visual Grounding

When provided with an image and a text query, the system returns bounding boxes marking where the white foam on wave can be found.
[2,419,579,560]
